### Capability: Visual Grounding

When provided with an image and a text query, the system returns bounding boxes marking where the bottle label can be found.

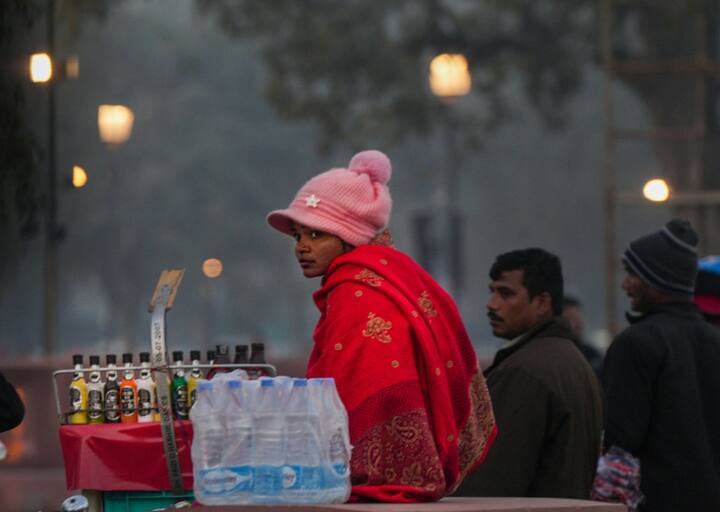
[282,465,322,490]
[173,385,188,418]
[121,387,136,415]
[105,389,119,421]
[138,389,152,417]
[70,387,82,412]
[253,465,282,496]
[199,467,253,495]
[88,390,103,419]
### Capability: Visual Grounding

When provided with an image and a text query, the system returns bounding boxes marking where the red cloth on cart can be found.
[59,421,194,491]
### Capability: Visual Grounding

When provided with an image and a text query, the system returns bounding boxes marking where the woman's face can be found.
[291,222,346,278]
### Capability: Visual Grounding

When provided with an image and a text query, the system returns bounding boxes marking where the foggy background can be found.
[2,1,719,508]
[3,0,695,364]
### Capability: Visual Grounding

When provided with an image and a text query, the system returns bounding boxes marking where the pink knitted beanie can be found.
[267,150,392,246]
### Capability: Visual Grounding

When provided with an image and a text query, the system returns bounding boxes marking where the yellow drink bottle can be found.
[68,354,88,424]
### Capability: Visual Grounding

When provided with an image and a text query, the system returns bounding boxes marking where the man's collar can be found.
[486,317,572,373]
[625,300,701,324]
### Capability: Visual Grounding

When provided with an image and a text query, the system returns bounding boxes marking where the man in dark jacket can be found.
[0,371,24,432]
[603,219,720,512]
[456,248,603,498]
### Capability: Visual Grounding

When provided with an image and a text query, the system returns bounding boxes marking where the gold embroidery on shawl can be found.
[386,415,422,444]
[355,268,383,287]
[452,371,496,493]
[362,312,392,343]
[366,440,383,477]
[401,462,424,487]
[417,291,438,317]
[352,409,445,495]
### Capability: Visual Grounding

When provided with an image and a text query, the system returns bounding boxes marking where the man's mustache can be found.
[487,312,502,322]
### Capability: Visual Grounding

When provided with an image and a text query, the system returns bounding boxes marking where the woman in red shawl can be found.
[267,150,496,502]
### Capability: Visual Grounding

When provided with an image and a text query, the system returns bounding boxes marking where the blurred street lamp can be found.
[98,105,135,147]
[427,53,471,297]
[429,53,471,99]
[30,52,53,83]
[71,165,88,189]
[65,56,80,79]
[642,178,670,202]
[202,258,223,279]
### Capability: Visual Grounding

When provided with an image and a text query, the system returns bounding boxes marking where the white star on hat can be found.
[305,194,321,208]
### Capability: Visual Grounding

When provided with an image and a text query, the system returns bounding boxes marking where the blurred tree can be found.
[197,1,718,184]
[198,0,719,249]
[0,1,42,278]
[195,0,594,153]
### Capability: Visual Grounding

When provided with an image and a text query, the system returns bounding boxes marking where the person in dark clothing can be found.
[603,219,720,512]
[0,371,24,432]
[562,296,604,377]
[455,248,603,499]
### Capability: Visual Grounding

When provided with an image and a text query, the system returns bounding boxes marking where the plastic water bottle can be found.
[190,381,227,505]
[252,378,284,503]
[312,378,351,503]
[222,380,254,503]
[283,378,323,503]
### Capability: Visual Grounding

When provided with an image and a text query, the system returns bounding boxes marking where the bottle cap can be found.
[89,355,100,365]
[293,378,307,387]
[227,380,241,389]
[251,342,265,351]
[172,350,183,362]
[122,353,133,364]
[260,378,274,387]
[139,352,150,363]
[72,354,83,365]
[106,354,117,365]
[190,350,201,361]
[215,344,229,356]
[198,381,213,391]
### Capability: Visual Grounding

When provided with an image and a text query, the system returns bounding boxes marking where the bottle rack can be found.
[52,363,277,424]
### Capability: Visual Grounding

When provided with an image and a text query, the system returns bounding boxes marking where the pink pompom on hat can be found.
[267,150,392,246]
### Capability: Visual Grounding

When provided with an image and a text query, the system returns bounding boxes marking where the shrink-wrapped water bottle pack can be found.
[190,373,351,505]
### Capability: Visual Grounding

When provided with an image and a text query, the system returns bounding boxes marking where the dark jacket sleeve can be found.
[455,367,549,497]
[0,371,25,432]
[602,328,662,454]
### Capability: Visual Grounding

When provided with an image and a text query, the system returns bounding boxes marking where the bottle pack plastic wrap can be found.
[190,374,351,505]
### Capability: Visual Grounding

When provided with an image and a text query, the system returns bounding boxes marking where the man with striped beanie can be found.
[602,219,720,512]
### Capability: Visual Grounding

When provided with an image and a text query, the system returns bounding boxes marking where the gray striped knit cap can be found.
[623,219,699,297]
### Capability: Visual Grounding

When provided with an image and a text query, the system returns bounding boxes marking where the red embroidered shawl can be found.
[306,244,496,502]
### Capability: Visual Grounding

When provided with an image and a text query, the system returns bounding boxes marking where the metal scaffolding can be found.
[599,0,720,335]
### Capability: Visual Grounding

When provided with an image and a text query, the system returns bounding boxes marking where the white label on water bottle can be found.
[199,467,254,495]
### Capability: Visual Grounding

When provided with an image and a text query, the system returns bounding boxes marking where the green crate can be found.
[103,490,194,512]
